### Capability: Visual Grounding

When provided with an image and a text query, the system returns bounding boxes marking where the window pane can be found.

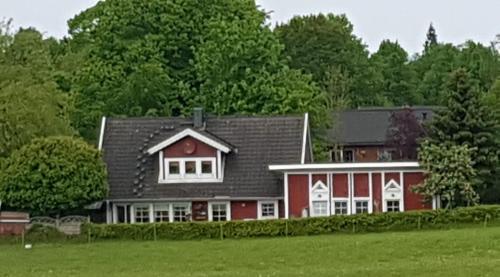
[173,204,189,222]
[201,161,213,174]
[334,201,348,215]
[169,162,180,174]
[135,206,150,223]
[261,203,275,217]
[185,161,196,174]
[154,204,169,222]
[387,200,400,212]
[313,201,328,216]
[212,204,227,222]
[355,201,369,214]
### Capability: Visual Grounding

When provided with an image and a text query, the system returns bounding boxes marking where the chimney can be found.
[193,107,204,129]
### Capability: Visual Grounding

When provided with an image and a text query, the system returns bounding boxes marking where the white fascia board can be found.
[147,128,231,154]
[301,113,309,164]
[98,116,106,151]
[268,162,421,172]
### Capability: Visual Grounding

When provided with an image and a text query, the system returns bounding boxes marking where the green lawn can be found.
[1,226,500,277]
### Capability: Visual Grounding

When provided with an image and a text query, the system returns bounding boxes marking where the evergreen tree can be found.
[424,23,438,51]
[428,69,500,202]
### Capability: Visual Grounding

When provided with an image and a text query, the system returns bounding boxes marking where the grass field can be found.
[1,226,500,277]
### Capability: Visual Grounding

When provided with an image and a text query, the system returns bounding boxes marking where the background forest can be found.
[1,0,500,211]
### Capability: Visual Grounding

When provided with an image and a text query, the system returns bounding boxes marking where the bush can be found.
[82,205,500,241]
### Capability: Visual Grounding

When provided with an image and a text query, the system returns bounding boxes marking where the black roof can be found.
[101,115,306,200]
[329,106,436,146]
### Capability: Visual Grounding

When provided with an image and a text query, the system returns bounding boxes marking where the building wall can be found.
[372,173,382,213]
[231,201,257,220]
[348,146,380,162]
[288,174,309,218]
[354,173,369,197]
[163,136,217,157]
[333,174,348,197]
[404,172,431,210]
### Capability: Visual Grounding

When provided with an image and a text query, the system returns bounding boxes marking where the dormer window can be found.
[147,128,231,184]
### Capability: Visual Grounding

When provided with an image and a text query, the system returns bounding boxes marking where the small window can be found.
[154,204,170,222]
[185,161,196,175]
[211,203,227,222]
[261,202,275,218]
[355,201,369,214]
[173,204,189,222]
[135,206,150,223]
[312,201,328,216]
[334,201,348,215]
[343,150,354,162]
[387,200,400,212]
[201,160,213,174]
[168,161,180,175]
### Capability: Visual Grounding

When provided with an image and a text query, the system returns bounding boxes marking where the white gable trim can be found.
[384,179,401,190]
[312,180,328,192]
[147,128,231,154]
[301,113,309,164]
[98,116,106,151]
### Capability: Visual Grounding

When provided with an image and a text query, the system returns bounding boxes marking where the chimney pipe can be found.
[193,107,204,129]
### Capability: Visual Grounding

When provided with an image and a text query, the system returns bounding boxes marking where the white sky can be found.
[0,0,499,54]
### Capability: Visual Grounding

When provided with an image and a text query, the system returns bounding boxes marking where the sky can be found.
[0,0,499,54]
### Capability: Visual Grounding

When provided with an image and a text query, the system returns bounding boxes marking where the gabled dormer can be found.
[147,128,231,183]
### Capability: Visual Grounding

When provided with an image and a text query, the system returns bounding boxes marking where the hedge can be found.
[81,205,500,241]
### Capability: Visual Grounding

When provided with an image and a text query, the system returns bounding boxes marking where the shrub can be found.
[82,205,500,241]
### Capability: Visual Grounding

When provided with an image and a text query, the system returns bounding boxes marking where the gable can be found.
[163,136,217,158]
[147,128,231,155]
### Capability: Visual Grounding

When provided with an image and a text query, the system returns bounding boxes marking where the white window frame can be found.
[133,205,150,224]
[208,202,231,222]
[311,201,328,217]
[160,157,220,183]
[332,200,349,215]
[257,200,279,220]
[354,200,369,214]
[153,203,170,222]
[386,200,400,212]
[172,203,191,222]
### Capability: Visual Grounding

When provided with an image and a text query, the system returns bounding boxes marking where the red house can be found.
[98,108,433,223]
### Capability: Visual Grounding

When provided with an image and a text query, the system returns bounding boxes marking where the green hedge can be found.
[82,205,500,241]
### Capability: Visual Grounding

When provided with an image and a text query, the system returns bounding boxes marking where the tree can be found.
[67,0,327,141]
[414,141,478,208]
[424,23,438,51]
[0,136,107,215]
[385,108,426,160]
[274,13,382,107]
[427,69,500,202]
[370,40,420,105]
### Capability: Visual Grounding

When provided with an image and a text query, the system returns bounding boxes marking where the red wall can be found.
[333,174,348,197]
[404,172,431,210]
[354,173,369,197]
[163,136,217,157]
[372,173,382,213]
[231,201,257,220]
[288,174,309,218]
[385,172,400,184]
[312,174,327,186]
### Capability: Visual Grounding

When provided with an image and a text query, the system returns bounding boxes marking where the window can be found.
[334,201,348,215]
[343,150,354,162]
[201,161,213,175]
[168,161,180,175]
[154,204,170,222]
[387,200,400,212]
[355,201,369,214]
[185,161,196,175]
[211,203,227,222]
[173,204,190,222]
[312,201,328,216]
[377,150,393,161]
[135,206,150,223]
[261,203,275,218]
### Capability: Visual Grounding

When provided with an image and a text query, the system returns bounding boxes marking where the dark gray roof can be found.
[101,115,305,200]
[329,106,436,146]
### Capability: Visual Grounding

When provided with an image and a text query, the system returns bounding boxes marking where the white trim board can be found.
[269,162,421,171]
[98,116,106,151]
[147,128,231,154]
[301,113,309,164]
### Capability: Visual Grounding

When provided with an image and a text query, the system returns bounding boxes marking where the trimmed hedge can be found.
[82,205,500,241]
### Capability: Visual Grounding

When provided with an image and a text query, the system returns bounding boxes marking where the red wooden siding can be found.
[384,172,400,184]
[404,172,430,210]
[231,201,257,220]
[163,136,217,157]
[288,174,309,218]
[372,173,382,213]
[354,173,369,197]
[333,174,348,197]
[312,174,327,186]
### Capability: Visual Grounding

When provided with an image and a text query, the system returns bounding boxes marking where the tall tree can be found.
[274,13,382,107]
[424,23,438,51]
[370,40,420,105]
[427,69,500,202]
[385,108,426,160]
[68,0,327,141]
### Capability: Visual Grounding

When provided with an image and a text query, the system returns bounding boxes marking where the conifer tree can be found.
[424,23,438,51]
[428,69,500,202]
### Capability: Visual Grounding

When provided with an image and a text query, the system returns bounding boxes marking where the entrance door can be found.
[116,205,131,223]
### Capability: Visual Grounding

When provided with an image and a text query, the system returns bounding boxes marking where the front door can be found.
[116,205,131,223]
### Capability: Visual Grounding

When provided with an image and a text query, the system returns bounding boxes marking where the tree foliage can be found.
[68,0,327,140]
[414,141,478,208]
[427,69,500,202]
[424,23,438,51]
[0,136,107,215]
[385,108,426,160]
